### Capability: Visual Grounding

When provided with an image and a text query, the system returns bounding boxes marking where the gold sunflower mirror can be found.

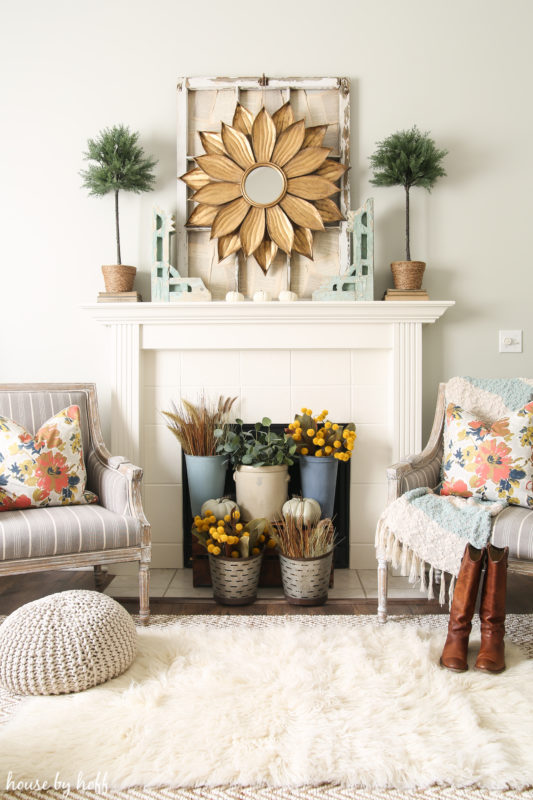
[180,100,348,274]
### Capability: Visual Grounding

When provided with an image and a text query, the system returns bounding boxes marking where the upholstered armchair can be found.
[378,382,533,622]
[0,384,151,622]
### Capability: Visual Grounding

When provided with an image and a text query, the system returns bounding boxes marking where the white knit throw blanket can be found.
[375,377,533,605]
[375,491,505,606]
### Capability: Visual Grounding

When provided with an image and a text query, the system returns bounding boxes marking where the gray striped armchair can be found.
[0,384,151,622]
[378,382,532,622]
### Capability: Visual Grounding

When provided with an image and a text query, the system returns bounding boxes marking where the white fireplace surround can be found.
[86,301,453,569]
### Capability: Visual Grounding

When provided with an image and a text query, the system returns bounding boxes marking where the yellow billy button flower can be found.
[317,438,325,446]
[224,514,231,522]
[300,447,309,455]
[315,449,323,457]
[242,531,250,537]
[212,546,221,555]
[220,534,228,543]
[258,534,266,543]
[293,420,301,428]
[206,538,213,545]
[235,523,243,532]
[207,544,215,553]
[307,428,316,437]
[252,547,260,556]
[325,421,332,429]
[333,440,342,448]
[231,550,240,558]
[217,526,225,534]
[347,441,354,450]
[209,527,217,535]
[312,437,319,445]
[234,510,240,520]
[267,538,276,549]
[203,509,212,516]
[325,445,333,455]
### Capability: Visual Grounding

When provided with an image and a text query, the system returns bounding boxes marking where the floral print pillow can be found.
[441,401,533,507]
[0,405,97,511]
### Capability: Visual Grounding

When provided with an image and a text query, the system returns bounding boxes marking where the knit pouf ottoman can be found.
[0,590,137,695]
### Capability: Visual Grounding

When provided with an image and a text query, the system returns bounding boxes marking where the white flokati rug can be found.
[0,615,532,794]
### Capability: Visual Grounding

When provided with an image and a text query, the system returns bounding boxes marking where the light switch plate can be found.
[499,329,523,353]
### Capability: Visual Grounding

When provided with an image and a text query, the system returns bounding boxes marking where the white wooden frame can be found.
[176,76,351,297]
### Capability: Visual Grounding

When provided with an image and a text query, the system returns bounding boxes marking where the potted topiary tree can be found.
[81,125,157,293]
[369,126,447,290]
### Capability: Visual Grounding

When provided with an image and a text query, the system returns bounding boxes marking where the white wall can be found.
[2,0,532,444]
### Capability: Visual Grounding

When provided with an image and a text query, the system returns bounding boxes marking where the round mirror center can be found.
[242,164,286,208]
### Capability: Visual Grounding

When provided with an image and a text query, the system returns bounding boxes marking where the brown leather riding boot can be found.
[475,544,508,674]
[440,545,484,672]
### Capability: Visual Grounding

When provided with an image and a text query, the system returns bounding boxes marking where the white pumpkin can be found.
[253,290,271,302]
[278,290,298,303]
[201,497,239,519]
[225,291,244,303]
[282,497,321,526]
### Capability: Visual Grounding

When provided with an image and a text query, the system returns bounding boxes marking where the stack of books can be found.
[97,291,142,303]
[383,289,429,301]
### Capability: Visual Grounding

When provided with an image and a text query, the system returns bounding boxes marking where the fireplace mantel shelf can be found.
[84,300,454,326]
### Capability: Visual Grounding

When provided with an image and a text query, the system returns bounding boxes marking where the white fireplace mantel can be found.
[85,300,453,568]
[85,300,453,463]
[86,300,453,327]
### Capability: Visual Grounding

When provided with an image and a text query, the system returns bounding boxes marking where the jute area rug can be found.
[0,613,532,800]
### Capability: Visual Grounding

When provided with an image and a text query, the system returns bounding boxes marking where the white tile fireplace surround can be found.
[86,301,453,570]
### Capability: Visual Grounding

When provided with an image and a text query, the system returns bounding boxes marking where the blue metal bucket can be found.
[184,454,227,516]
[299,455,338,519]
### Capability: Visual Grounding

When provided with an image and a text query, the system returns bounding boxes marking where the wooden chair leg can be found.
[139,562,150,625]
[94,564,106,589]
[377,555,388,623]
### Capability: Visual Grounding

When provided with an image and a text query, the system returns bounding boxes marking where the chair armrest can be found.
[386,382,447,504]
[387,445,443,503]
[116,461,151,550]
[87,452,150,551]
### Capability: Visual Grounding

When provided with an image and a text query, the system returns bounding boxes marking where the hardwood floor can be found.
[0,569,531,617]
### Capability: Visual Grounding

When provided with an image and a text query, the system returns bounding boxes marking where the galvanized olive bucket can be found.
[279,549,334,606]
[208,552,263,606]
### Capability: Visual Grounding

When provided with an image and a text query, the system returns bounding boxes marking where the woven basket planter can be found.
[208,551,263,605]
[102,264,137,293]
[279,549,334,606]
[390,261,425,290]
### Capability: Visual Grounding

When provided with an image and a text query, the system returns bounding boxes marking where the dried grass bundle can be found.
[271,515,336,559]
[162,393,237,456]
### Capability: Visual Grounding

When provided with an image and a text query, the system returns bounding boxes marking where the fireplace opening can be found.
[182,424,350,586]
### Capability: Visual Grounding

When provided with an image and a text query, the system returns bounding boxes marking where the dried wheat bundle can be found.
[271,514,336,559]
[162,393,237,456]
